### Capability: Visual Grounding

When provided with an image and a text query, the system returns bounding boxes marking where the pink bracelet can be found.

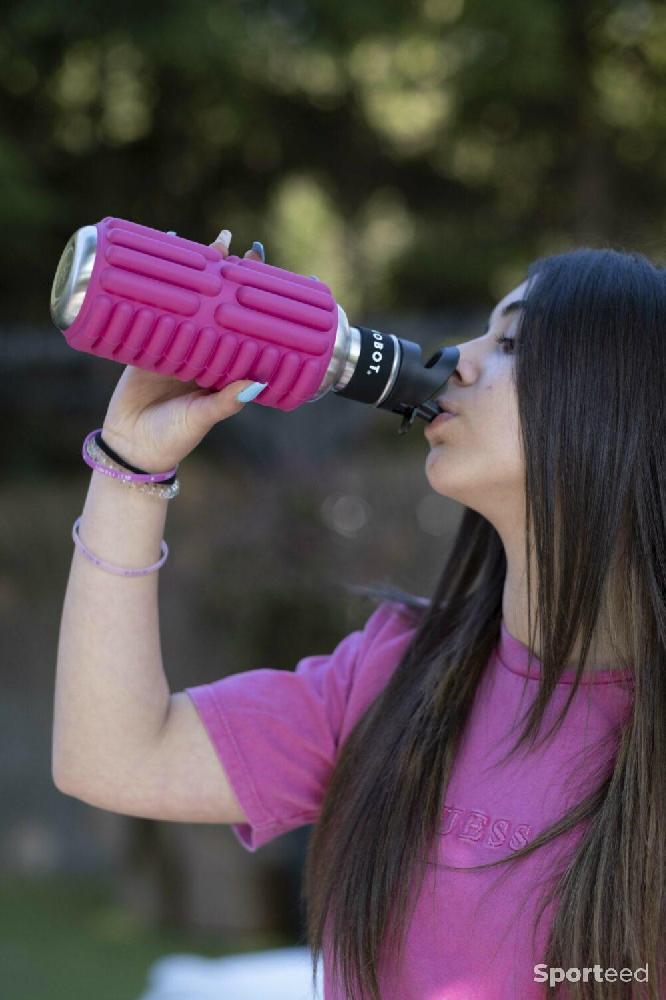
[72,515,169,576]
[82,429,178,482]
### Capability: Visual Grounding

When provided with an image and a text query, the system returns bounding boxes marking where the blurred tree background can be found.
[1,1,665,997]
[5,0,666,326]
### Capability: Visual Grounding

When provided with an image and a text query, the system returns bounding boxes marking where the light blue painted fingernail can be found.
[236,381,269,402]
[251,241,265,262]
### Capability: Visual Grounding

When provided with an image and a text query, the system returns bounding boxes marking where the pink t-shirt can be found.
[185,600,635,999]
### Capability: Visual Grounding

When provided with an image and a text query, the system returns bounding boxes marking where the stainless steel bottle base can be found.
[50,225,98,331]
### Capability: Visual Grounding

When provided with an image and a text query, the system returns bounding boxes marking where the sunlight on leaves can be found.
[265,175,358,313]
[101,41,155,145]
[51,41,101,109]
[446,132,496,185]
[357,188,416,308]
[603,0,655,47]
[362,89,454,156]
[348,36,458,155]
[421,0,466,26]
[639,5,666,67]
[237,27,347,107]
[593,55,655,128]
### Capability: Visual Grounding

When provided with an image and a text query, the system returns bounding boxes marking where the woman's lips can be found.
[425,411,458,436]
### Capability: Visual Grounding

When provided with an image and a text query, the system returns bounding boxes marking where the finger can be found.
[243,240,265,263]
[210,229,232,258]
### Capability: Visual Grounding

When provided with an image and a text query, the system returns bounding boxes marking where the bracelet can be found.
[95,431,178,485]
[72,515,169,576]
[82,429,180,501]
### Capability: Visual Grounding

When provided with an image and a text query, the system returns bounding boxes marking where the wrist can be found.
[100,426,178,476]
[87,465,171,508]
[80,474,170,566]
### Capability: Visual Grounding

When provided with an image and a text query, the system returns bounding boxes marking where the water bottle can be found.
[50,216,460,434]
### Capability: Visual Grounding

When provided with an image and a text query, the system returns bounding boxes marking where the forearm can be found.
[53,467,172,795]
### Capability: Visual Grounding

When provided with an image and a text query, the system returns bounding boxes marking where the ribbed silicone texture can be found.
[63,216,340,411]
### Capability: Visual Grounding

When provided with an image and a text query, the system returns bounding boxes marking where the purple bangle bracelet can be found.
[82,429,178,483]
[72,515,169,576]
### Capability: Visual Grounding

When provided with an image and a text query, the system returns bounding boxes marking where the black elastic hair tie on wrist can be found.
[95,431,178,485]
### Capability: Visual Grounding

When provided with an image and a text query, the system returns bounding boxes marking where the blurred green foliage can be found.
[3,0,665,325]
[0,874,290,1000]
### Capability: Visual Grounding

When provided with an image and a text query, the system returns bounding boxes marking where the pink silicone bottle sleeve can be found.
[63,216,340,411]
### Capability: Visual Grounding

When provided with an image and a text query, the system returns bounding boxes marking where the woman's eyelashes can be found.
[495,333,515,354]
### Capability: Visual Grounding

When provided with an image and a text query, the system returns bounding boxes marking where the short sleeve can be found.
[184,599,418,851]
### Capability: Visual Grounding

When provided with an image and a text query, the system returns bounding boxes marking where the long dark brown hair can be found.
[301,247,666,999]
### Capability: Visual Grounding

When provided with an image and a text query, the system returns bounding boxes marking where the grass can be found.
[0,874,291,1000]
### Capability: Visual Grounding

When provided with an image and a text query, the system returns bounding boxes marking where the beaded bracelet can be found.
[82,429,180,500]
[95,430,178,485]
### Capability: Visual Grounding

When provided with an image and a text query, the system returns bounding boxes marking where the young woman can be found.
[53,235,664,1000]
